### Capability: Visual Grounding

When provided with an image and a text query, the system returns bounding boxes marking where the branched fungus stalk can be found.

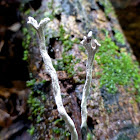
[81,31,101,140]
[27,17,78,140]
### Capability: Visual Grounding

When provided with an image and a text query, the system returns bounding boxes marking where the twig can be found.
[27,17,78,140]
[81,31,101,140]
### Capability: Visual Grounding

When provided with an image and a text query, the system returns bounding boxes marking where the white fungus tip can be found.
[27,16,39,29]
[94,39,101,46]
[83,36,87,40]
[87,31,92,38]
[80,40,84,45]
[39,18,50,26]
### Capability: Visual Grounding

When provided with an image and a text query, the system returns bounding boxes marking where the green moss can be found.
[78,46,86,52]
[135,94,140,102]
[95,35,140,102]
[87,133,93,140]
[22,27,31,61]
[54,118,63,125]
[99,0,115,17]
[21,7,36,61]
[28,93,45,118]
[26,79,36,87]
[21,8,32,61]
[27,125,35,136]
[45,0,62,20]
[27,79,47,135]
[53,25,80,77]
[23,50,29,61]
[22,26,36,61]
[25,9,31,15]
[53,127,61,134]
[114,30,125,45]
[52,118,70,139]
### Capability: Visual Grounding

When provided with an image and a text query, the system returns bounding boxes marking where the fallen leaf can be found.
[8,22,21,32]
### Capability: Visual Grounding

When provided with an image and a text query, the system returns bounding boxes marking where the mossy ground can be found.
[26,79,71,139]
[95,34,140,102]
[99,0,115,18]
